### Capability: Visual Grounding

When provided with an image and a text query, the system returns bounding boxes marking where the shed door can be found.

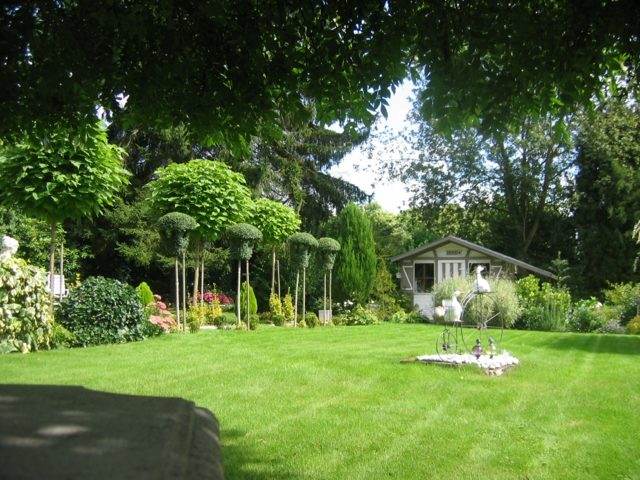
[439,261,465,282]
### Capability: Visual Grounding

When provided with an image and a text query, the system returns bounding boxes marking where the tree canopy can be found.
[3,1,638,145]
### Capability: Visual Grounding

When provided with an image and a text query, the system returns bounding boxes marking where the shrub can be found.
[188,304,210,329]
[626,315,640,334]
[389,309,409,323]
[136,281,154,308]
[603,282,640,325]
[514,277,571,331]
[240,281,258,316]
[258,312,273,324]
[50,322,77,349]
[597,320,626,334]
[348,305,378,326]
[567,298,608,333]
[198,291,234,305]
[305,312,319,328]
[272,314,286,326]
[406,308,429,324]
[249,314,259,330]
[147,295,176,332]
[0,256,52,353]
[56,276,147,346]
[269,293,283,316]
[282,292,294,322]
[332,314,347,326]
[187,315,203,333]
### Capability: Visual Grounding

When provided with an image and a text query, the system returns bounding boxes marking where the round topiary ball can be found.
[0,257,52,353]
[225,223,263,260]
[157,212,198,256]
[56,276,146,346]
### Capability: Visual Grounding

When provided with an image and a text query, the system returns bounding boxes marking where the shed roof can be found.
[390,236,556,279]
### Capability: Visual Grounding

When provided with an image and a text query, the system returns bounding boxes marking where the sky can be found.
[329,81,416,213]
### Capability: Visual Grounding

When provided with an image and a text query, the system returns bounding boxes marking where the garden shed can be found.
[391,236,555,318]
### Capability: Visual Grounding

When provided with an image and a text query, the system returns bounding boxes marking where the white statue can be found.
[474,265,491,293]
[450,290,463,323]
[0,235,19,261]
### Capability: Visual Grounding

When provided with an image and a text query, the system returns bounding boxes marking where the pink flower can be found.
[153,294,162,300]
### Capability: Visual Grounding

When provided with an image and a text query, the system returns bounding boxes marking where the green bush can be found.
[567,298,608,333]
[187,315,203,333]
[332,314,347,326]
[406,308,429,324]
[626,315,640,334]
[597,320,626,334]
[348,305,378,326]
[603,282,640,325]
[269,293,283,316]
[56,276,147,346]
[136,282,155,309]
[305,312,319,328]
[282,292,295,322]
[389,309,409,323]
[240,281,258,316]
[272,314,286,326]
[0,256,52,353]
[514,276,571,331]
[50,322,76,349]
[249,314,259,330]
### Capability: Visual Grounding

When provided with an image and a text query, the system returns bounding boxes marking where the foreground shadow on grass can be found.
[222,428,301,480]
[543,333,640,355]
[0,384,223,479]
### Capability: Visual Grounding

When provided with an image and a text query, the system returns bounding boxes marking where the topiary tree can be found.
[148,160,252,304]
[56,276,147,346]
[328,203,377,305]
[317,237,341,324]
[0,256,53,353]
[0,120,129,302]
[288,232,318,326]
[250,199,300,296]
[225,223,262,329]
[157,212,197,332]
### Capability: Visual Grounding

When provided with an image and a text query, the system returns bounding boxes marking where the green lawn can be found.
[3,324,640,479]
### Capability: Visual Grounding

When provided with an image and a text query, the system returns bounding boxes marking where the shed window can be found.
[414,263,435,292]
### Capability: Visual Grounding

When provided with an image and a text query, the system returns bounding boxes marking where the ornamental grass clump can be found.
[56,276,147,346]
[0,256,52,353]
[433,275,521,328]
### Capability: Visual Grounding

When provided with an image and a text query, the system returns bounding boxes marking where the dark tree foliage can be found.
[4,1,637,145]
[327,203,377,305]
[226,121,371,231]
[573,100,640,295]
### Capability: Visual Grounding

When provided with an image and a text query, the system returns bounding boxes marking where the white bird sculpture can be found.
[450,290,463,323]
[474,265,491,293]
